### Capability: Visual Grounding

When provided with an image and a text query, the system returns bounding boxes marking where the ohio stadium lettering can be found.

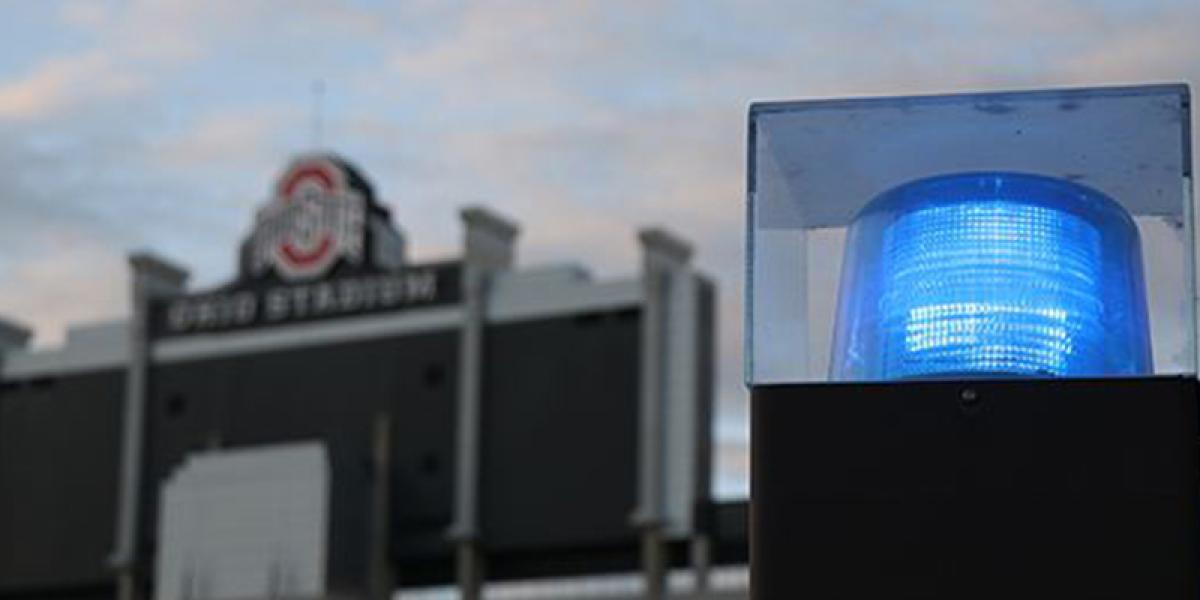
[148,154,456,338]
[159,267,455,335]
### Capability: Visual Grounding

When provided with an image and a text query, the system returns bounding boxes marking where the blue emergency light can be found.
[830,172,1152,380]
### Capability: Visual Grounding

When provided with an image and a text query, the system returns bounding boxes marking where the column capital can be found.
[129,251,189,296]
[461,206,520,271]
[638,228,693,269]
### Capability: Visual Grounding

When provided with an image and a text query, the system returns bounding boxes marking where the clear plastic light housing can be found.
[830,172,1151,380]
[746,84,1194,385]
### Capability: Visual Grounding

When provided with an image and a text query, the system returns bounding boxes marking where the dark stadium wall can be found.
[479,307,642,555]
[0,369,126,599]
[143,329,460,595]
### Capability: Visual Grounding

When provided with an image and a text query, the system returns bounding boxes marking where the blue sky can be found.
[1,0,1198,497]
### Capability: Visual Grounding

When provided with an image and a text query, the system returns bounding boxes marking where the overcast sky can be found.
[1,0,1198,497]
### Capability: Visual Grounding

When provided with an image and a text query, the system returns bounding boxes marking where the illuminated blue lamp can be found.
[830,172,1152,380]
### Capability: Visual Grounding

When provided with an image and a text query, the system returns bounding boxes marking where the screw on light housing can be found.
[830,172,1152,380]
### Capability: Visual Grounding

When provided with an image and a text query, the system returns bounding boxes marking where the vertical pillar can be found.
[449,207,519,600]
[690,533,712,593]
[633,229,693,600]
[369,413,395,600]
[112,252,188,600]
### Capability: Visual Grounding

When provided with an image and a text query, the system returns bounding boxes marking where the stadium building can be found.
[0,155,747,600]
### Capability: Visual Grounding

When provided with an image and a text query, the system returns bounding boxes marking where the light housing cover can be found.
[746,84,1194,385]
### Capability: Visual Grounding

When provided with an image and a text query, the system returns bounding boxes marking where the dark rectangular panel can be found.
[692,277,716,524]
[479,308,641,558]
[0,370,125,593]
[708,500,748,565]
[0,584,114,600]
[752,377,1199,600]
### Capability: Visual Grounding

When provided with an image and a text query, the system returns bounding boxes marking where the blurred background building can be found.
[0,155,747,600]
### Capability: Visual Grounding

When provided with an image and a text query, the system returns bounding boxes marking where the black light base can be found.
[751,376,1198,599]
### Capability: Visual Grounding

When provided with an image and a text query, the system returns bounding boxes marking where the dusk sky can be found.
[2,0,1198,497]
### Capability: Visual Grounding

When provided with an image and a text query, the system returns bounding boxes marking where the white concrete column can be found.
[450,207,519,600]
[113,252,188,600]
[633,228,694,600]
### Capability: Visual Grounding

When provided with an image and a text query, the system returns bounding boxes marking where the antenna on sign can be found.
[311,79,326,149]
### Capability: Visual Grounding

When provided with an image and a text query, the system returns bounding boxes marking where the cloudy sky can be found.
[1,0,1198,497]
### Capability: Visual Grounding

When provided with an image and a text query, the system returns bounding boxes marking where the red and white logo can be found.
[247,156,367,281]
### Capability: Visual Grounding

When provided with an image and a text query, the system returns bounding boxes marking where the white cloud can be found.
[0,52,143,121]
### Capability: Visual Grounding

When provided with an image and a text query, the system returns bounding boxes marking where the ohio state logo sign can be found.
[246,156,367,281]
